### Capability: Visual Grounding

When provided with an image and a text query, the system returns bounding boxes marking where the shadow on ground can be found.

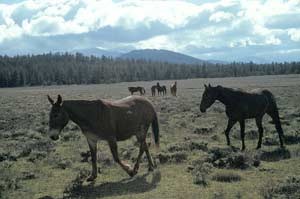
[64,170,161,198]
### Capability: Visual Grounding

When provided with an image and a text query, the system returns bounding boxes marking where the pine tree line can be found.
[0,52,299,88]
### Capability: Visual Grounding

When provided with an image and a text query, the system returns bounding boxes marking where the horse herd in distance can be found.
[128,81,177,96]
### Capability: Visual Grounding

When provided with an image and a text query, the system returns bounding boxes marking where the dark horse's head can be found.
[200,84,218,113]
[47,95,69,140]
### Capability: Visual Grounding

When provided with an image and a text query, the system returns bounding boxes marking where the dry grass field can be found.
[1,74,300,199]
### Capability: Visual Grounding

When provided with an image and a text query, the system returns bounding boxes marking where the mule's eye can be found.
[53,113,59,118]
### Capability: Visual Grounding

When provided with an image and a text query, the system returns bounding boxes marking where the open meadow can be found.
[1,74,300,199]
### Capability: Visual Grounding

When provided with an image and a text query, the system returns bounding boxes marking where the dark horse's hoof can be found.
[87,175,97,182]
[128,169,138,177]
[148,166,154,172]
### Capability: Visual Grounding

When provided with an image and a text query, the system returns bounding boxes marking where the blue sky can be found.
[0,0,300,62]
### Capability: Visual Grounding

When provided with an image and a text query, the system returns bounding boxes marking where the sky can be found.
[0,0,300,62]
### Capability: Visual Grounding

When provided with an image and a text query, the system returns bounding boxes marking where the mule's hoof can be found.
[87,175,97,182]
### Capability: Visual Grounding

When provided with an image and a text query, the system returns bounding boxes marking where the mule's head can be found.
[200,84,217,113]
[47,95,69,140]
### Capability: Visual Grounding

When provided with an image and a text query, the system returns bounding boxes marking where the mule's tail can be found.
[151,113,160,148]
[142,87,146,95]
[263,90,285,147]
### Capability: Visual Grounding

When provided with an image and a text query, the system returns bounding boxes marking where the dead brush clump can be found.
[258,147,291,162]
[207,147,259,169]
[0,162,21,198]
[211,170,241,182]
[166,141,208,153]
[260,175,300,199]
[189,141,208,152]
[157,151,188,164]
[193,126,213,135]
[192,162,213,186]
[284,130,300,145]
[63,169,89,199]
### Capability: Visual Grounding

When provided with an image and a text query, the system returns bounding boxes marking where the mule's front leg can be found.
[108,140,136,177]
[87,138,98,181]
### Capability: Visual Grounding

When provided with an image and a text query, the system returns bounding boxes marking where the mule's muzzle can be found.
[200,107,206,113]
[49,129,60,141]
[50,134,59,141]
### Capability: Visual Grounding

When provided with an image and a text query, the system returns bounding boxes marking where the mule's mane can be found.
[62,100,107,128]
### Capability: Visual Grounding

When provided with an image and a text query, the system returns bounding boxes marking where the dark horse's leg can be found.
[86,138,98,181]
[239,120,246,151]
[108,140,136,177]
[255,117,264,149]
[225,119,236,146]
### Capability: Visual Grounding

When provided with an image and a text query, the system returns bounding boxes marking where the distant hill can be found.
[119,49,208,64]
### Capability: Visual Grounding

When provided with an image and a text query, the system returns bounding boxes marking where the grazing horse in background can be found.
[170,81,177,96]
[156,83,167,96]
[128,86,146,95]
[47,95,159,181]
[151,85,157,96]
[200,84,284,150]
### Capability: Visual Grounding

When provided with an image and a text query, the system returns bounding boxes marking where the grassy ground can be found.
[1,74,300,199]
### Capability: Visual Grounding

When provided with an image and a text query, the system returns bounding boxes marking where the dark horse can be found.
[156,83,167,96]
[128,86,146,95]
[47,95,159,181]
[170,81,177,96]
[151,85,157,96]
[200,84,284,150]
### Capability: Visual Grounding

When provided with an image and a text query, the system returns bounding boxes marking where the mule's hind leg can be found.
[87,138,98,181]
[108,140,135,177]
[144,142,156,171]
[255,117,264,149]
[132,140,146,174]
[239,120,246,151]
[225,119,236,146]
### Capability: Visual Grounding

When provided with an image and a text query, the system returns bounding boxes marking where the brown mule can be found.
[47,95,159,181]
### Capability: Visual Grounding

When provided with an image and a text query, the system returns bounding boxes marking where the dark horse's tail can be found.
[151,113,160,148]
[142,87,146,95]
[263,90,285,147]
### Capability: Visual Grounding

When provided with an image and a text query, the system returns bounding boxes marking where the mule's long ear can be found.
[208,83,212,88]
[56,95,62,105]
[47,95,54,105]
[204,84,208,89]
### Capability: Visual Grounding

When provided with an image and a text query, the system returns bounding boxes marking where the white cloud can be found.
[209,11,233,22]
[288,29,300,42]
[0,0,299,61]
